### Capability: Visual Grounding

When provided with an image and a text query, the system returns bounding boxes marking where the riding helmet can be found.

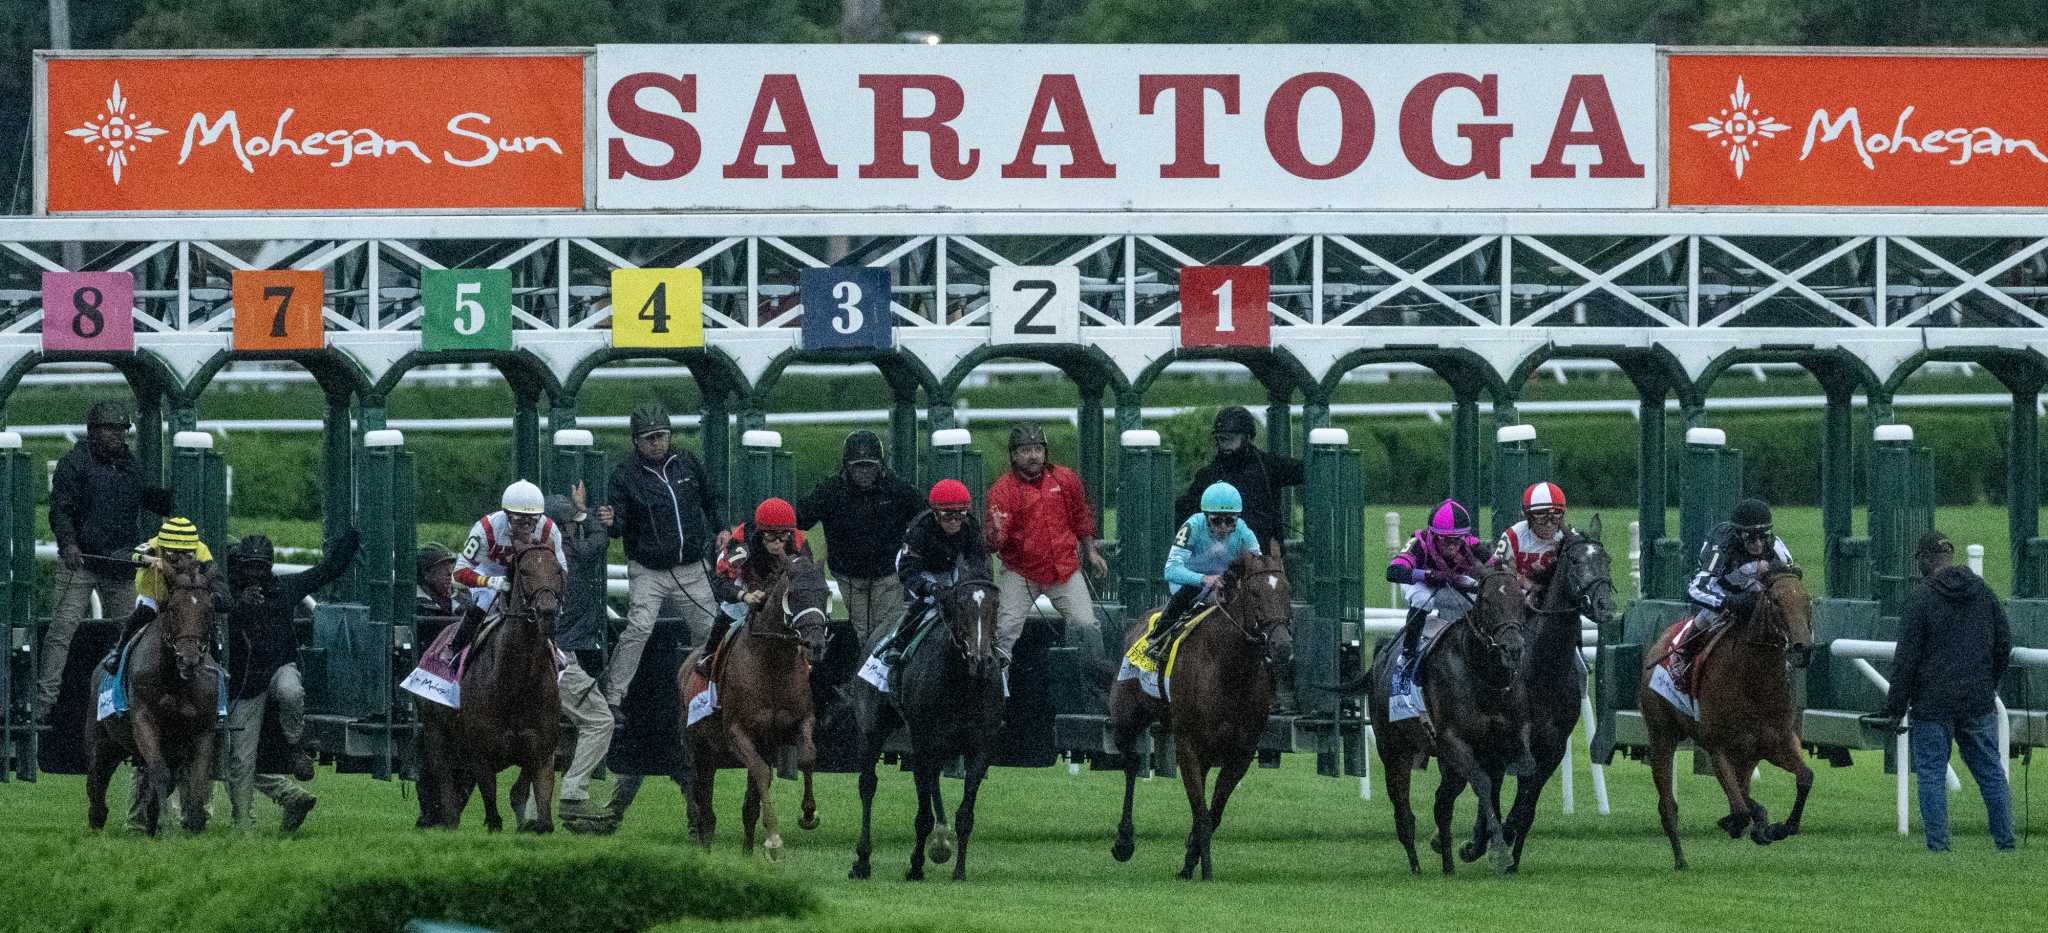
[1730,498,1773,531]
[754,497,798,531]
[1213,406,1258,441]
[1522,481,1567,515]
[1200,482,1244,514]
[629,402,672,438]
[234,533,275,566]
[929,478,973,511]
[1427,499,1474,536]
[155,516,202,552]
[501,480,546,515]
[841,430,884,466]
[1008,422,1047,452]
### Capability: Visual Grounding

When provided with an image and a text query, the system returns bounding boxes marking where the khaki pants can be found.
[557,656,615,802]
[837,575,906,656]
[225,664,312,827]
[996,570,1102,666]
[38,564,136,714]
[606,561,716,706]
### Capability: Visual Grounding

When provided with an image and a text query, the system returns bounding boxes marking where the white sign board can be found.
[989,266,1080,344]
[596,44,1657,211]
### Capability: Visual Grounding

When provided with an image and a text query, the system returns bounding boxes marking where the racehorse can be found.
[1366,567,1526,874]
[417,544,563,833]
[684,553,832,860]
[1642,568,1814,870]
[1109,551,1293,881]
[848,577,1004,882]
[86,568,221,835]
[1467,522,1618,873]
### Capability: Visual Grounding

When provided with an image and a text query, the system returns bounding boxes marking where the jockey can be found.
[876,479,992,665]
[1144,482,1261,664]
[442,480,568,662]
[1670,498,1796,683]
[1386,499,1486,690]
[118,516,218,647]
[1491,481,1569,595]
[698,497,812,675]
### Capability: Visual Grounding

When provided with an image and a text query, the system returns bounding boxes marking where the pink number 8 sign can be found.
[42,272,136,352]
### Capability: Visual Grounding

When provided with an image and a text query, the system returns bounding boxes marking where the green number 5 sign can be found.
[422,269,513,351]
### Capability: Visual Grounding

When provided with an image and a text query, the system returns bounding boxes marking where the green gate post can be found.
[1637,387,1673,602]
[1449,388,1483,518]
[168,432,228,558]
[549,429,610,649]
[324,393,357,586]
[889,397,920,483]
[1301,427,1365,777]
[1491,424,1552,541]
[1113,429,1175,622]
[701,394,732,525]
[512,390,542,484]
[1077,382,1107,534]
[1869,425,1935,616]
[1678,428,1743,570]
[2010,389,2045,598]
[0,432,29,780]
[1820,384,1861,600]
[137,395,168,488]
[357,430,407,629]
[732,430,794,522]
[926,429,984,511]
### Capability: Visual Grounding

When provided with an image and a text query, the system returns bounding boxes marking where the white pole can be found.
[1897,723,1911,835]
[1996,695,2011,779]
[1385,512,1404,608]
[1582,691,1610,814]
[1967,544,1985,577]
[1628,519,1642,594]
[1561,736,1575,814]
[1361,725,1375,800]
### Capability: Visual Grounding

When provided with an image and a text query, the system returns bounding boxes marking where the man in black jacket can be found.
[1174,406,1304,554]
[795,430,922,654]
[1883,531,2016,852]
[601,402,725,713]
[547,487,618,828]
[38,399,174,718]
[222,529,359,832]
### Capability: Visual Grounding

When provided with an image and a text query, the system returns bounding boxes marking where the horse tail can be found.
[1300,663,1374,696]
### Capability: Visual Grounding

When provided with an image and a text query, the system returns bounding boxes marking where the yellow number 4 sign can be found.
[610,268,705,348]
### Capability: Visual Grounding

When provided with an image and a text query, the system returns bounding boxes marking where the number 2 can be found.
[830,280,865,334]
[637,283,670,334]
[264,285,294,337]
[1210,278,1235,332]
[453,281,485,336]
[1012,279,1057,336]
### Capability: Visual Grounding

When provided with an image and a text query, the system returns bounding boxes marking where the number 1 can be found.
[1211,278,1235,332]
[264,285,294,337]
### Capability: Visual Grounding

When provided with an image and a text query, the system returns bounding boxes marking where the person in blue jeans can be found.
[1882,531,2016,852]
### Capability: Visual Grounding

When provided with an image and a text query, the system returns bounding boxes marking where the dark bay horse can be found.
[1642,569,1814,869]
[418,544,563,833]
[684,554,832,860]
[1109,552,1293,881]
[1468,522,1617,873]
[1366,568,1525,874]
[86,569,220,835]
[848,577,1004,882]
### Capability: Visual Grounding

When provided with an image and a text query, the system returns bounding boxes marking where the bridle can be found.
[1525,534,1614,624]
[1467,570,1526,688]
[1735,570,1810,665]
[1208,558,1292,668]
[163,577,216,680]
[504,545,563,624]
[938,577,1000,667]
[747,563,832,659]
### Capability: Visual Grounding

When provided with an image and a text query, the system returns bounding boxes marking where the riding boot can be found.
[879,610,922,667]
[1146,587,1201,664]
[442,604,487,662]
[1391,607,1428,695]
[694,616,733,676]
[103,605,158,671]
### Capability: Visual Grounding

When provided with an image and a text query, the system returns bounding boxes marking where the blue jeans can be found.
[1909,710,2016,852]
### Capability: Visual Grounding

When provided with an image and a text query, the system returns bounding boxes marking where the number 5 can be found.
[453,281,485,336]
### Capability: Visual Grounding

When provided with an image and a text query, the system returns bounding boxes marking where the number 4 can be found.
[637,283,670,334]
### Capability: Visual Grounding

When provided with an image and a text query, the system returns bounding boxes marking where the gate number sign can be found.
[1178,265,1272,348]
[610,268,705,348]
[989,266,1080,345]
[799,266,894,350]
[42,271,136,352]
[422,268,513,352]
[232,270,327,351]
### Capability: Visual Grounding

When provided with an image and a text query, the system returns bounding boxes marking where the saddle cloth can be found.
[684,620,751,727]
[400,615,566,710]
[96,626,228,722]
[1117,605,1216,702]
[856,607,938,695]
[1646,618,1705,721]
[1385,611,1458,724]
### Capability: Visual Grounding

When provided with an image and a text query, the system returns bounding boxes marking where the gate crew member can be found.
[1175,406,1304,555]
[546,486,617,826]
[986,423,1107,669]
[796,430,923,655]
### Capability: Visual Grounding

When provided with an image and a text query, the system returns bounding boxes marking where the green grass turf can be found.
[2,740,2042,932]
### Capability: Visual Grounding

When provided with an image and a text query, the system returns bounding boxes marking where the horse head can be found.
[777,555,834,664]
[1472,569,1528,689]
[1753,566,1814,667]
[162,567,216,682]
[939,576,1001,680]
[507,545,564,634]
[1549,520,1617,626]
[1220,552,1293,672]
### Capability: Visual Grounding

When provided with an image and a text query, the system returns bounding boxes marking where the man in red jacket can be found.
[985,423,1107,669]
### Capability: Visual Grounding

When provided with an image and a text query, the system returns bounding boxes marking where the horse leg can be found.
[181,726,215,834]
[688,756,717,849]
[132,716,169,837]
[442,767,473,831]
[509,772,532,828]
[1431,772,1466,876]
[1175,743,1211,881]
[1385,749,1422,874]
[929,769,953,866]
[849,707,892,880]
[726,730,776,860]
[1504,745,1566,873]
[1109,688,1152,863]
[1199,751,1253,881]
[1462,775,1496,864]
[907,764,938,881]
[85,727,118,832]
[1730,754,1774,846]
[951,746,992,881]
[1647,730,1686,870]
[1708,751,1753,840]
[797,716,820,832]
[1763,734,1813,841]
[529,745,558,835]
[1437,735,1509,873]
[479,769,504,833]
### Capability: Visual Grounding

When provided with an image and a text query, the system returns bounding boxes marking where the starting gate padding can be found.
[1114,440,1176,619]
[733,437,794,524]
[169,439,228,559]
[1867,437,1934,617]
[1300,439,1364,719]
[355,439,417,629]
[1491,433,1552,541]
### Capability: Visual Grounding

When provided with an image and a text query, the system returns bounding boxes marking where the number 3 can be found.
[830,280,864,334]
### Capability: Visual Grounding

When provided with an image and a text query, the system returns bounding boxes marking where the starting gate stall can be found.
[0,432,30,779]
[1296,427,1367,777]
[167,432,228,558]
[1489,424,1551,541]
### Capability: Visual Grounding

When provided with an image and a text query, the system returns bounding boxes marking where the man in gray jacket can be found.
[548,485,616,827]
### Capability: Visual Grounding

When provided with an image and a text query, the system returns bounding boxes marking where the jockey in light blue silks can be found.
[1143,482,1262,664]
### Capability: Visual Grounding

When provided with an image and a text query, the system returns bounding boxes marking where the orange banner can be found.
[43,54,585,212]
[1669,54,2048,207]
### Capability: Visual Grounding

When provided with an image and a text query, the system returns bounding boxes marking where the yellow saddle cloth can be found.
[1123,605,1216,682]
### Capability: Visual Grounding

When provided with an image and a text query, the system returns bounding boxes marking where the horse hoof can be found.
[765,837,785,862]
[1771,821,1799,840]
[1459,842,1484,864]
[930,828,955,864]
[1489,844,1515,875]
[1716,813,1747,838]
[905,869,925,882]
[1111,839,1135,863]
[849,863,871,881]
[799,813,820,831]
[1178,868,1195,881]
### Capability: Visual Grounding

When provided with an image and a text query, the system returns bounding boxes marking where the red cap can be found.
[1522,481,1566,514]
[753,497,797,531]
[928,478,972,510]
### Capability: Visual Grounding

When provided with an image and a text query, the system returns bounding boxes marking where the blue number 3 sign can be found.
[799,267,894,350]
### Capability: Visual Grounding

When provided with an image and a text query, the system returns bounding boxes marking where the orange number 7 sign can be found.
[232,270,327,351]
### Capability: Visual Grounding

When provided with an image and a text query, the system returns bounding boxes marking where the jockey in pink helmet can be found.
[1386,499,1485,692]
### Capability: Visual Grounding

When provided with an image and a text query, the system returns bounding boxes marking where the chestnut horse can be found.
[86,568,221,835]
[1109,551,1293,881]
[417,544,563,833]
[1641,568,1815,870]
[683,554,832,860]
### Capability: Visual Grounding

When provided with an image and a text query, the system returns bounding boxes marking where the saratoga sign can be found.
[1669,53,2048,207]
[596,44,1656,211]
[38,52,585,212]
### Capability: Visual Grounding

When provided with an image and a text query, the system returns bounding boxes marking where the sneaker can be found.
[280,795,317,833]
[290,749,317,783]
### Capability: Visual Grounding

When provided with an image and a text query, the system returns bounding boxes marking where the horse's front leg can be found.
[726,728,778,860]
[180,724,216,834]
[1707,750,1754,840]
[1762,731,1813,841]
[84,726,119,832]
[797,714,819,831]
[687,745,718,849]
[1109,685,1153,864]
[478,767,504,833]
[952,745,992,881]
[1175,740,1211,881]
[131,714,171,837]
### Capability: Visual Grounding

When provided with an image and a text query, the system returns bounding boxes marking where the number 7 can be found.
[263,285,294,337]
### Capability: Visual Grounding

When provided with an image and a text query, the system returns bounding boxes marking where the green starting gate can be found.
[0,432,31,779]
[1866,425,1935,617]
[1113,429,1176,619]
[1490,424,1552,541]
[924,429,984,514]
[732,430,796,522]
[1299,427,1366,776]
[168,432,228,559]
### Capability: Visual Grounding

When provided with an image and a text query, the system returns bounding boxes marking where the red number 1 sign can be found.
[1178,266,1271,348]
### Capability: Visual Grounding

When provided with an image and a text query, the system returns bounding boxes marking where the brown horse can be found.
[417,544,563,833]
[683,554,832,860]
[1641,568,1815,870]
[86,568,221,835]
[1109,551,1293,880]
[1366,568,1527,875]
